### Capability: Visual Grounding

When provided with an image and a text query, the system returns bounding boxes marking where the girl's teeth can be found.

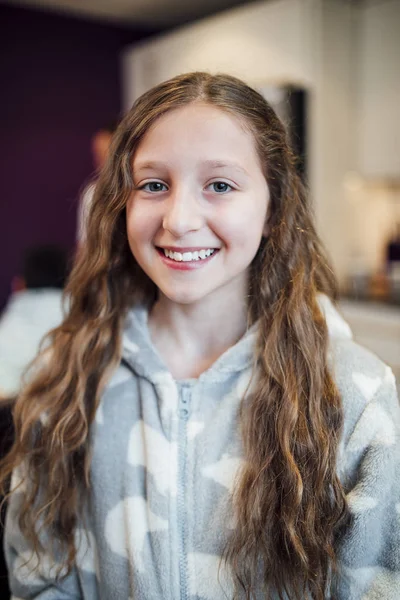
[163,249,215,262]
[182,251,195,262]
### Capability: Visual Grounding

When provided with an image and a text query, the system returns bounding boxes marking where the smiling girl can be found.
[1,72,399,600]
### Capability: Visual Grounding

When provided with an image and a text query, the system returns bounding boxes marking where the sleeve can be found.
[4,468,82,599]
[335,368,400,599]
[0,307,28,398]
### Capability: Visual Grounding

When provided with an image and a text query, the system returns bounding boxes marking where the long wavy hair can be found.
[0,72,348,599]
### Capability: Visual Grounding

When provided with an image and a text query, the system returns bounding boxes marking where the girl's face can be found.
[126,103,269,307]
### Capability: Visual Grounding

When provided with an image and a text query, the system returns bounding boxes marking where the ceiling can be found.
[5,0,262,29]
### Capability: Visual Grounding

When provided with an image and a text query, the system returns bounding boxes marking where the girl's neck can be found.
[148,290,249,380]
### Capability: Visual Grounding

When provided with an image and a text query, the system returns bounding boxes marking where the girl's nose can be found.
[162,191,204,238]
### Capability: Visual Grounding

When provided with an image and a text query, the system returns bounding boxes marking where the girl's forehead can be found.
[149,102,250,134]
[133,102,259,166]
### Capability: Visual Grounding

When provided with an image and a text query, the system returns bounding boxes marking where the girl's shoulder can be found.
[317,294,399,449]
[329,335,399,454]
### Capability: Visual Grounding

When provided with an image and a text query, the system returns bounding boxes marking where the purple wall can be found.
[0,6,154,309]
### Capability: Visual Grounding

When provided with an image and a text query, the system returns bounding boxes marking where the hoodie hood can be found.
[317,294,353,341]
[121,294,352,384]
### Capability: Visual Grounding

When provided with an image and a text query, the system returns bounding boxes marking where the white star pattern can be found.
[39,411,49,426]
[95,402,104,425]
[127,420,178,497]
[347,403,396,453]
[384,365,396,386]
[10,464,27,495]
[352,373,382,403]
[152,371,179,415]
[187,421,205,440]
[343,565,400,599]
[122,337,140,355]
[202,454,244,494]
[219,367,253,411]
[14,550,67,586]
[347,491,378,513]
[187,552,233,600]
[318,295,353,339]
[75,528,99,575]
[104,497,168,573]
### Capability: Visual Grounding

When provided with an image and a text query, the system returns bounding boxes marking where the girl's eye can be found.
[140,182,168,193]
[208,181,232,194]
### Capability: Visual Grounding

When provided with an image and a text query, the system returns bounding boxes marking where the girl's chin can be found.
[160,294,206,306]
[156,286,213,307]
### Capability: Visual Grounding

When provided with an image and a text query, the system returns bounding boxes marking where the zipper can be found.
[177,383,190,600]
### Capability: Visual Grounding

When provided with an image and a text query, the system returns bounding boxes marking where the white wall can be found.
[344,0,400,276]
[122,0,316,108]
[358,0,400,178]
[309,0,358,282]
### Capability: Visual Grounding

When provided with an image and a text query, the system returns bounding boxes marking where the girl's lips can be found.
[156,247,219,270]
[158,246,218,252]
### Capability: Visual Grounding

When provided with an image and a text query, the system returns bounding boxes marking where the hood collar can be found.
[121,295,352,384]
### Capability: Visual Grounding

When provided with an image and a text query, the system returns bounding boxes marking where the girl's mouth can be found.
[156,247,219,270]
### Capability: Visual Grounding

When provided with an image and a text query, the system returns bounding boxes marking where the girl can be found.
[1,72,399,600]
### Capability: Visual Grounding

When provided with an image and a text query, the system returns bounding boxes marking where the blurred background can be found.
[0,0,399,383]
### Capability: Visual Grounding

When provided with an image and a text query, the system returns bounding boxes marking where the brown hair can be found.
[0,72,347,599]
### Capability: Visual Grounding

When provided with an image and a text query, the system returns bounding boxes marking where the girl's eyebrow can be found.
[134,159,250,177]
[202,160,250,177]
[133,161,169,173]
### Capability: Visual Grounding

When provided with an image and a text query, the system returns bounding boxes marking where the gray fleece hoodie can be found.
[4,296,400,599]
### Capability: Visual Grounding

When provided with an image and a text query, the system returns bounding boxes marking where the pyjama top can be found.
[4,295,400,599]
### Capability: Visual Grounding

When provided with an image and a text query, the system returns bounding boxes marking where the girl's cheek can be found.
[215,209,249,239]
[127,201,152,228]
